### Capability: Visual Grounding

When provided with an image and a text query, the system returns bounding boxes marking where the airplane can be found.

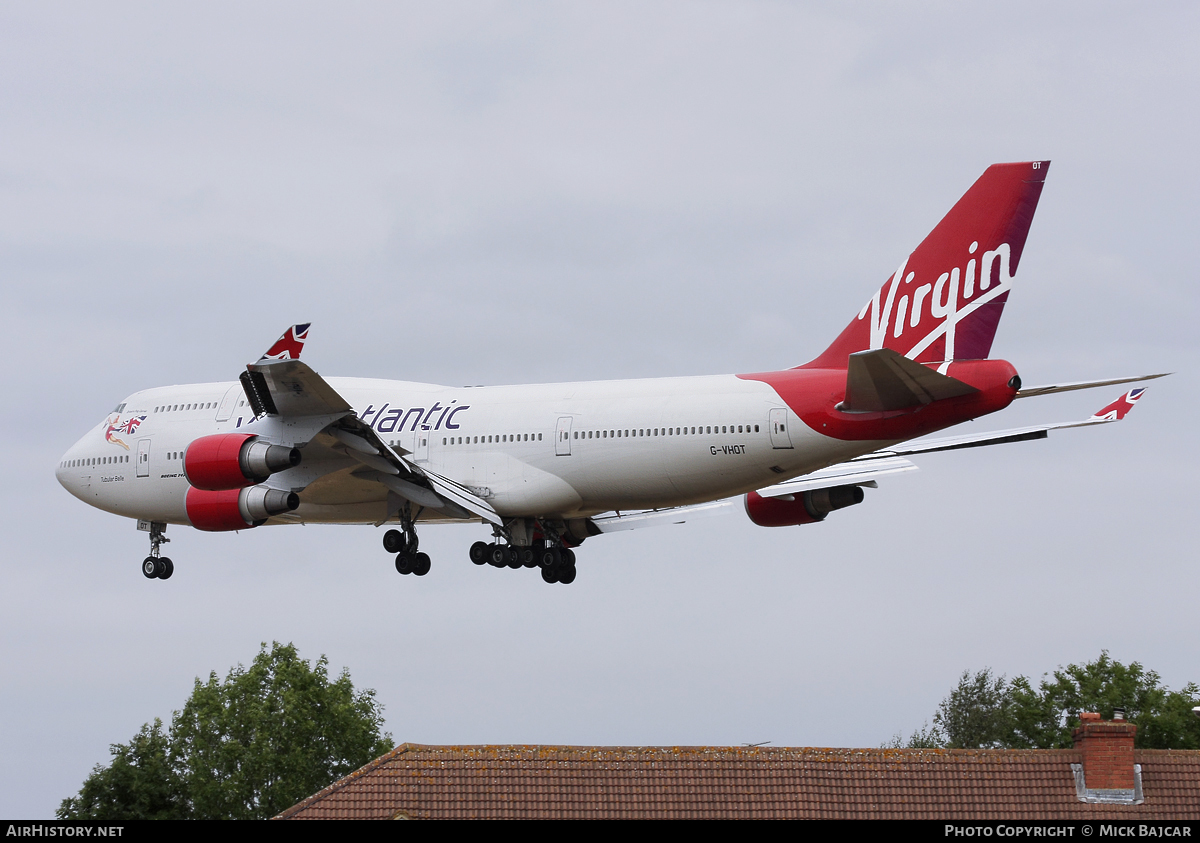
[55,161,1165,585]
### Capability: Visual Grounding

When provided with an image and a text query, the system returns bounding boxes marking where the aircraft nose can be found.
[56,433,92,497]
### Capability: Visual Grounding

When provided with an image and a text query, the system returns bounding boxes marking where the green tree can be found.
[883,721,946,749]
[57,719,184,820]
[918,653,1199,751]
[1009,653,1200,750]
[934,668,1014,748]
[59,643,393,820]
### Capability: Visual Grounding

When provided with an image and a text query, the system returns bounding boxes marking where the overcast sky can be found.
[2,2,1197,818]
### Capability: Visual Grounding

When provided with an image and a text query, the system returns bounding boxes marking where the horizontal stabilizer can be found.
[1016,372,1168,399]
[840,348,978,413]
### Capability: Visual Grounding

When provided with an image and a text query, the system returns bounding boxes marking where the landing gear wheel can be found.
[489,545,508,567]
[541,566,560,584]
[383,529,405,553]
[538,547,560,569]
[158,558,174,580]
[518,547,536,568]
[470,541,489,565]
[411,552,431,577]
[506,548,523,569]
[557,564,576,585]
[395,553,413,575]
[142,557,159,579]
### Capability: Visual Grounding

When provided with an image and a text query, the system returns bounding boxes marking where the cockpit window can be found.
[111,403,126,414]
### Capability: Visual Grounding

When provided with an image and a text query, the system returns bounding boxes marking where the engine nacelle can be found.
[744,485,865,527]
[185,485,301,532]
[184,434,301,491]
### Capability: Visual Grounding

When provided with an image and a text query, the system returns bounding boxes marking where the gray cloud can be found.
[2,1,1197,816]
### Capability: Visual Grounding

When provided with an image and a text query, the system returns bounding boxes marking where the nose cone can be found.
[57,430,98,503]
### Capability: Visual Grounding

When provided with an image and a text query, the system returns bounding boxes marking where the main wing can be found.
[241,325,500,525]
[594,387,1155,533]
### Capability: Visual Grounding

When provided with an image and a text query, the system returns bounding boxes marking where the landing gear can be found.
[471,531,579,586]
[139,521,173,581]
[386,504,430,577]
[549,547,576,585]
[487,543,510,567]
[383,529,406,554]
[539,554,576,584]
[395,551,430,576]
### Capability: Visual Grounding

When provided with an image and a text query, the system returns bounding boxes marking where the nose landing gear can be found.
[138,521,173,580]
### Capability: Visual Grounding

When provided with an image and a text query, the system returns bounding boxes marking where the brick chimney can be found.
[1073,712,1138,793]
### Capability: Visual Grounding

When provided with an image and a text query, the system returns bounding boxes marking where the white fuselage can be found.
[57,374,879,528]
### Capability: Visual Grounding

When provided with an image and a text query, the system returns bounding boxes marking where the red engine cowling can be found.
[184,434,301,491]
[744,485,865,527]
[186,485,301,532]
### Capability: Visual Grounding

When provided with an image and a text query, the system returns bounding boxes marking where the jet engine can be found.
[184,433,300,491]
[744,485,865,527]
[185,485,301,532]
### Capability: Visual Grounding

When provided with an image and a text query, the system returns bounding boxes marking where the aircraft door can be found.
[215,383,241,422]
[769,408,794,449]
[413,428,429,463]
[555,417,573,456]
[136,439,151,477]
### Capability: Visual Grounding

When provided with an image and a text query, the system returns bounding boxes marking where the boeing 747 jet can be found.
[56,161,1163,584]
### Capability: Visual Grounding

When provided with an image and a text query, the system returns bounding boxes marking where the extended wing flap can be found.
[243,325,499,525]
[755,456,918,498]
[592,500,734,533]
[330,414,500,524]
[591,456,919,533]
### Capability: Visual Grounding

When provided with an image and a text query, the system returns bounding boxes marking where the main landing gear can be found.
[469,539,577,585]
[140,521,173,581]
[383,527,430,576]
[384,501,432,581]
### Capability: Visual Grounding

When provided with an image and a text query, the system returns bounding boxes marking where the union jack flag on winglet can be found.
[258,324,311,362]
[1090,388,1145,422]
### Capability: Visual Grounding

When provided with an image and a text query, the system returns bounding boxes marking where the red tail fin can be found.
[806,162,1049,370]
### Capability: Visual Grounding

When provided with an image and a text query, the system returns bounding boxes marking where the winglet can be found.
[1090,388,1146,422]
[258,324,311,363]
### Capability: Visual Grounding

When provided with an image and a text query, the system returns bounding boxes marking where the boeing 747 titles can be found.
[57,161,1165,585]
